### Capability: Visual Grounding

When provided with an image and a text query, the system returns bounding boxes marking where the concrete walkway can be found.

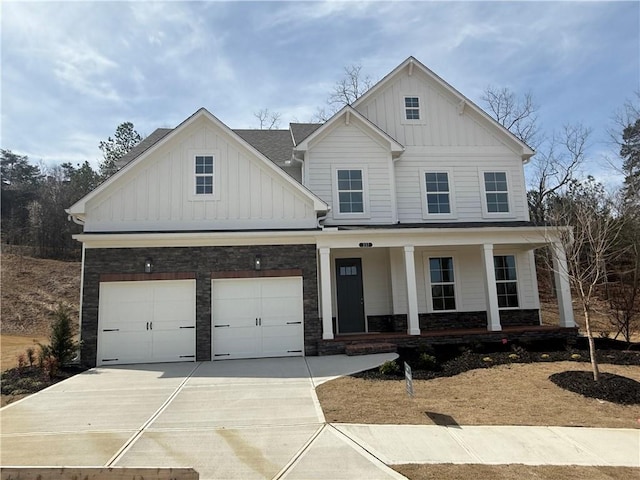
[1,354,638,479]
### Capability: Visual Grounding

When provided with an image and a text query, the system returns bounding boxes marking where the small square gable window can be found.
[405,96,420,120]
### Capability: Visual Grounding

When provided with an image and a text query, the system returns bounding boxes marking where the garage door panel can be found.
[262,325,303,356]
[152,328,196,361]
[153,303,194,327]
[212,326,261,359]
[213,298,260,324]
[261,298,302,321]
[99,331,151,364]
[213,279,259,299]
[103,282,153,304]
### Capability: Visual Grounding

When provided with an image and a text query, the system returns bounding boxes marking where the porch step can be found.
[345,342,397,356]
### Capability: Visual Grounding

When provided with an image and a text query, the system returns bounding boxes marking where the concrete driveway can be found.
[1,355,403,479]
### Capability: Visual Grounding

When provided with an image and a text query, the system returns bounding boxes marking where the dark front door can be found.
[335,258,365,333]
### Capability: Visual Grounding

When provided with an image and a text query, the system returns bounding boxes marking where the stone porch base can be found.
[318,325,579,356]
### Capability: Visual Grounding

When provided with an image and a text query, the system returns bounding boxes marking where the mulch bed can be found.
[1,364,87,397]
[549,371,640,405]
[353,340,640,405]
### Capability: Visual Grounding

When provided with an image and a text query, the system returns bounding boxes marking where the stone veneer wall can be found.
[367,309,540,332]
[81,245,319,367]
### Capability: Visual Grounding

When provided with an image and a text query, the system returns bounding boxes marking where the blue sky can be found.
[1,1,638,184]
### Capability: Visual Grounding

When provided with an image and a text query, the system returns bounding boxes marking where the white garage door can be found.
[98,280,196,366]
[212,277,304,359]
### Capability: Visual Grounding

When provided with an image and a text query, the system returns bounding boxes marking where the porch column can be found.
[481,244,502,331]
[552,242,576,328]
[404,246,421,335]
[319,247,334,340]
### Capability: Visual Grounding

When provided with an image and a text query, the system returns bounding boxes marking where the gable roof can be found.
[352,56,535,161]
[116,128,173,168]
[67,108,328,220]
[293,105,404,156]
[290,123,323,145]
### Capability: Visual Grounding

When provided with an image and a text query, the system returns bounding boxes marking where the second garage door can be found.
[211,277,304,359]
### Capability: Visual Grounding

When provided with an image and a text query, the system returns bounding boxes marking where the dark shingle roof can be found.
[290,123,322,145]
[116,128,173,168]
[233,129,293,165]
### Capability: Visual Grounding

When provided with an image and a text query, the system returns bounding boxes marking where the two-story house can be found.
[67,57,576,367]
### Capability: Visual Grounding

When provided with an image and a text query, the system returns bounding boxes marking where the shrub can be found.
[482,356,493,363]
[379,360,401,375]
[42,356,59,381]
[511,343,528,357]
[508,353,519,360]
[26,347,36,367]
[417,353,439,371]
[16,353,27,370]
[40,304,80,367]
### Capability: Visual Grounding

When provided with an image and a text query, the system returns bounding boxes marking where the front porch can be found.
[316,225,576,343]
[317,325,580,356]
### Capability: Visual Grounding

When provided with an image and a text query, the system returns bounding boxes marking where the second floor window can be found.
[425,172,451,214]
[337,169,364,213]
[404,96,420,120]
[195,155,214,195]
[484,171,509,213]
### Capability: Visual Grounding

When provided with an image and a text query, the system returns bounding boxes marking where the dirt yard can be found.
[1,334,47,371]
[317,362,640,429]
[1,252,80,372]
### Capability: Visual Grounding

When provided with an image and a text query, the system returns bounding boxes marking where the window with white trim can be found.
[194,155,214,195]
[425,172,451,214]
[429,257,456,311]
[494,255,519,308]
[337,169,364,214]
[404,96,420,120]
[483,172,509,213]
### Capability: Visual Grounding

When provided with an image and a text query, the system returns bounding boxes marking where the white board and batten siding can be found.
[355,68,510,149]
[83,117,318,232]
[304,122,395,225]
[355,67,529,224]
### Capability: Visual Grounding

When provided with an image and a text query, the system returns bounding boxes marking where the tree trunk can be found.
[583,307,600,382]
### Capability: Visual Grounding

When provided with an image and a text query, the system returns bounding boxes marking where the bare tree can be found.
[254,108,282,130]
[328,64,373,109]
[549,178,625,381]
[312,64,373,122]
[482,86,541,148]
[527,124,591,224]
[481,87,589,224]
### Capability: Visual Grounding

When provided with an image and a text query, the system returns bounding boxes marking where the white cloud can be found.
[52,42,121,102]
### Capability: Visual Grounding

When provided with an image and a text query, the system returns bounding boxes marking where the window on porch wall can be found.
[429,257,456,310]
[494,255,519,308]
